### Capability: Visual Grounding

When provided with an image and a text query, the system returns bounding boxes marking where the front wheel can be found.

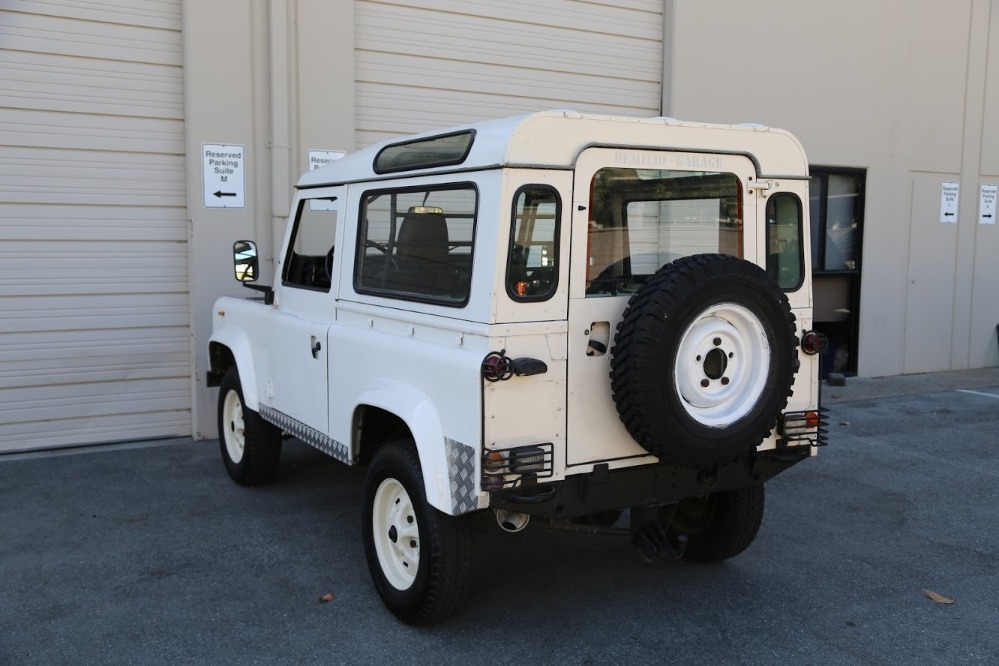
[217,367,282,485]
[362,440,473,624]
[668,484,765,564]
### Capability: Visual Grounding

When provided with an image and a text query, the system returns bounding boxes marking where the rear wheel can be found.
[217,367,282,485]
[362,440,473,624]
[668,485,765,563]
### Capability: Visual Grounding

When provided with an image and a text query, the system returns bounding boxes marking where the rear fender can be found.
[356,379,481,516]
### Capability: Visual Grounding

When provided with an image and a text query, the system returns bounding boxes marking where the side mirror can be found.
[231,240,275,304]
[233,240,258,282]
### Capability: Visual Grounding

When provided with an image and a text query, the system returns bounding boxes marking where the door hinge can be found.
[750,179,778,193]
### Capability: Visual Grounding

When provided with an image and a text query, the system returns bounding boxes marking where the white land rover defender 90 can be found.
[208,110,828,624]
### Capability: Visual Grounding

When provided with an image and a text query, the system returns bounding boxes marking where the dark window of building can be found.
[809,168,866,375]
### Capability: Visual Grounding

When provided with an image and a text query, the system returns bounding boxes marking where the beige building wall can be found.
[667,0,999,377]
[183,0,355,438]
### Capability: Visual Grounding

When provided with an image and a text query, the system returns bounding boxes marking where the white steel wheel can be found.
[221,389,246,464]
[362,440,474,624]
[674,302,770,428]
[371,477,421,591]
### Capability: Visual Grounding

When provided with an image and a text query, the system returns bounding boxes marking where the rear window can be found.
[766,193,804,291]
[586,168,743,296]
[507,186,560,301]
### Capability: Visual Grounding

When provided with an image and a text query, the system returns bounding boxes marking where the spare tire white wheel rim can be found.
[372,477,420,590]
[674,302,770,428]
[222,390,246,463]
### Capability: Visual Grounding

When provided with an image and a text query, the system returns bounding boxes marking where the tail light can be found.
[481,350,513,382]
[801,330,828,355]
[780,409,829,447]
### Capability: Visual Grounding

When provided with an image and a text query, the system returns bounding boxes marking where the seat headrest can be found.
[396,213,449,263]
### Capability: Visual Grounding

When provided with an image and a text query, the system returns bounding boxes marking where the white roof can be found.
[297,110,809,189]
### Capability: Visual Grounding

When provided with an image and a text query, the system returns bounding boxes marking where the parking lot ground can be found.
[1,368,998,665]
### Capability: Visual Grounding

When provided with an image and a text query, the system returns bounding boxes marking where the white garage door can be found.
[355,0,664,146]
[0,1,190,453]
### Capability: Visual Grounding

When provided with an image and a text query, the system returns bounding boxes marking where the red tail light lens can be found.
[481,350,513,382]
[801,330,829,356]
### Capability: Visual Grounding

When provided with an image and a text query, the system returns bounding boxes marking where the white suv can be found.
[207,110,827,624]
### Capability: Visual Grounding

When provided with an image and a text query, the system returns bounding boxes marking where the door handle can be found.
[586,321,610,357]
[311,336,322,359]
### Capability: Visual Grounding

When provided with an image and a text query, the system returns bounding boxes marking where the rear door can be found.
[566,147,759,468]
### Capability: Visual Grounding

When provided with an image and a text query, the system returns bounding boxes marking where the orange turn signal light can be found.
[483,450,505,472]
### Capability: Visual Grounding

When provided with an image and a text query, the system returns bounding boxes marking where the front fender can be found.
[209,324,261,411]
[356,379,481,516]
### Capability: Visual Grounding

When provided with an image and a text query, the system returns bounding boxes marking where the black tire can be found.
[669,484,765,564]
[362,440,473,625]
[610,254,798,468]
[217,367,282,485]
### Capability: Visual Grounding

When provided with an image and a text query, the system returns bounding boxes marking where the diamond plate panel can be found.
[259,406,351,464]
[445,437,484,514]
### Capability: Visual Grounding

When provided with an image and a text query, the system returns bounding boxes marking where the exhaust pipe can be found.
[494,508,530,533]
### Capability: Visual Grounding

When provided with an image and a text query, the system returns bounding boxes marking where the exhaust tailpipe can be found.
[494,508,530,533]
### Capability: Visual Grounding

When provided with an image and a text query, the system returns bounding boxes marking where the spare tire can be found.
[610,254,798,468]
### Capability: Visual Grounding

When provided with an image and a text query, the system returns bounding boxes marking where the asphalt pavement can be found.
[1,368,998,665]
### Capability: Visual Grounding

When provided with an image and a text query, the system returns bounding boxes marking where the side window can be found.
[282,196,338,291]
[354,184,477,306]
[586,167,742,296]
[766,193,804,290]
[507,186,560,301]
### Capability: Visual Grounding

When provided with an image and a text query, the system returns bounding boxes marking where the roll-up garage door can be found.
[0,1,190,453]
[355,0,664,146]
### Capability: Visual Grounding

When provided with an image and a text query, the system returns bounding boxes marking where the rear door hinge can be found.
[750,179,778,194]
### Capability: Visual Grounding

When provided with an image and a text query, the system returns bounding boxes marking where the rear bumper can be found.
[489,446,811,520]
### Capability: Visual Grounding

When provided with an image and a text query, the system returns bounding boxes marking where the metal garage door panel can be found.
[0,0,188,453]
[354,0,664,146]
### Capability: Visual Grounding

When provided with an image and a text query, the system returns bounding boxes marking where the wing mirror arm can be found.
[242,282,274,305]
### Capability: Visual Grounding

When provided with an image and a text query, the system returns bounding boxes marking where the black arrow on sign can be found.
[214,190,236,198]
[944,212,955,216]
[984,214,993,219]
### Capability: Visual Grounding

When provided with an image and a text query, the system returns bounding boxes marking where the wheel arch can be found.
[208,326,261,411]
[352,379,472,515]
